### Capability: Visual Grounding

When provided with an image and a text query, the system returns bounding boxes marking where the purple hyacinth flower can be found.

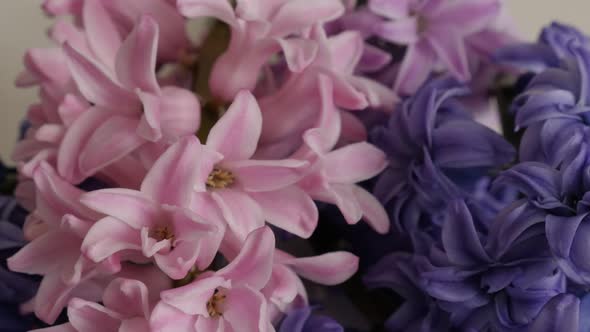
[495,161,590,286]
[278,307,343,332]
[371,77,515,234]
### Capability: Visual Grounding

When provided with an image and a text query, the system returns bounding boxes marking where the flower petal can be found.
[82,0,123,69]
[224,286,269,332]
[63,43,139,110]
[353,186,390,234]
[149,302,196,332]
[81,189,160,228]
[217,226,275,290]
[177,0,236,25]
[281,251,359,285]
[323,142,387,183]
[103,278,150,319]
[68,298,122,332]
[207,90,262,161]
[78,115,145,176]
[160,276,227,315]
[426,28,470,81]
[115,16,160,94]
[82,217,142,263]
[141,136,222,206]
[227,159,307,192]
[250,187,318,238]
[269,0,345,37]
[394,42,435,96]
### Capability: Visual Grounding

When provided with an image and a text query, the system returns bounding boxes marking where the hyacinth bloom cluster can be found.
[3,0,397,331]
[6,0,590,331]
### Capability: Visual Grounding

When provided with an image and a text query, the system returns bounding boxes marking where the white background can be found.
[1,1,589,160]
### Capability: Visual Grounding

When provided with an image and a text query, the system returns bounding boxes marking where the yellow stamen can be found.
[207,168,235,189]
[206,288,226,318]
[150,225,175,242]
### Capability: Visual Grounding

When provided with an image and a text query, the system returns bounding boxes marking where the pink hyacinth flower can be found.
[146,90,317,243]
[177,0,345,101]
[7,163,118,323]
[293,88,390,234]
[79,148,225,280]
[257,27,396,158]
[150,226,275,332]
[369,0,502,95]
[42,0,189,62]
[264,249,359,318]
[31,278,155,332]
[59,15,200,184]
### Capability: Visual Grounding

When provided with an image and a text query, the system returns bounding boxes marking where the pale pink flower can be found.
[257,27,396,158]
[264,249,359,319]
[177,0,345,101]
[7,163,117,323]
[292,91,390,234]
[368,0,505,95]
[32,278,156,332]
[79,143,225,280]
[59,15,200,184]
[42,0,189,62]
[150,226,275,332]
[147,90,317,243]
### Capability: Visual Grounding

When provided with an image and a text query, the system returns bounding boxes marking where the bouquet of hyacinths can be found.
[3,0,590,331]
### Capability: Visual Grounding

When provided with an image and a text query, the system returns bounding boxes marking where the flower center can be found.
[207,168,234,189]
[206,288,226,318]
[150,225,175,242]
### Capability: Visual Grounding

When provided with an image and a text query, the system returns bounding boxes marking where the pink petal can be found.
[226,159,307,192]
[57,107,112,183]
[103,278,150,319]
[283,251,359,285]
[43,0,82,16]
[154,224,206,280]
[58,94,90,126]
[277,38,319,73]
[313,184,363,225]
[210,190,265,241]
[160,276,227,315]
[354,186,390,234]
[99,156,147,189]
[368,0,411,20]
[224,286,269,332]
[33,271,82,324]
[394,41,435,95]
[195,316,222,332]
[68,298,122,332]
[327,31,363,74]
[173,208,225,271]
[323,142,387,183]
[107,0,189,61]
[374,17,419,44]
[157,87,201,141]
[141,136,222,205]
[119,318,150,332]
[150,302,197,332]
[348,76,398,110]
[263,265,299,305]
[269,0,345,37]
[115,16,160,94]
[63,43,140,111]
[7,230,79,275]
[82,217,142,262]
[78,115,145,176]
[177,0,236,25]
[20,48,70,86]
[80,189,160,229]
[136,90,163,141]
[33,162,98,223]
[217,226,275,290]
[329,73,369,110]
[207,90,262,161]
[250,187,318,238]
[426,28,470,81]
[82,0,123,69]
